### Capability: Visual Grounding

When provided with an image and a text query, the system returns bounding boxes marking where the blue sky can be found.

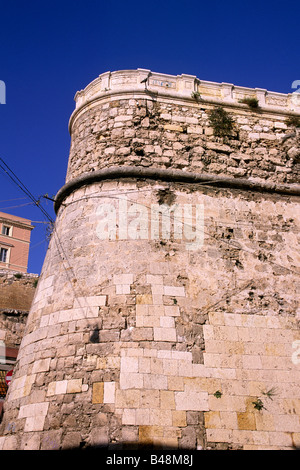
[0,0,299,274]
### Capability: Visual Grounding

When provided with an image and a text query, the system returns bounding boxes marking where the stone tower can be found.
[1,69,300,450]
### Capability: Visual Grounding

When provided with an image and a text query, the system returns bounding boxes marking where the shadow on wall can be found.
[62,443,181,451]
[49,442,300,451]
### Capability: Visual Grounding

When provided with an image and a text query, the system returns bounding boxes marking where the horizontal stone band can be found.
[54,165,300,213]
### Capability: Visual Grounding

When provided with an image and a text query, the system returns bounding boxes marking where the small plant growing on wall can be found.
[213,390,222,399]
[191,91,201,102]
[239,97,260,109]
[252,398,265,411]
[261,387,278,400]
[207,106,234,137]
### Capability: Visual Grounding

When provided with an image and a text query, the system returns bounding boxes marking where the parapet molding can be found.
[70,68,300,131]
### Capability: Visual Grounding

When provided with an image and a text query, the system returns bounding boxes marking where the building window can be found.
[1,225,11,236]
[0,248,8,263]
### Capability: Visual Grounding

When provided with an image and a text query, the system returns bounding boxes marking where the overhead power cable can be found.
[0,202,35,211]
[0,156,98,318]
[0,157,54,224]
[0,197,27,203]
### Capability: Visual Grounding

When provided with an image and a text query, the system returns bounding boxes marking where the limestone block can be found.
[172,115,186,123]
[146,274,163,285]
[143,374,168,390]
[136,409,150,425]
[153,327,176,342]
[21,433,41,450]
[160,316,175,328]
[32,358,51,374]
[18,402,49,419]
[113,275,134,286]
[172,410,187,427]
[73,295,107,308]
[175,390,209,411]
[205,411,221,429]
[139,357,151,373]
[121,356,139,373]
[99,329,120,342]
[136,294,152,304]
[164,124,183,132]
[160,390,176,409]
[186,117,198,124]
[249,132,260,140]
[24,415,47,432]
[150,358,164,375]
[237,412,256,430]
[139,390,159,409]
[162,358,178,376]
[187,126,203,134]
[122,426,139,443]
[103,381,115,403]
[148,409,172,427]
[116,284,131,294]
[62,432,82,450]
[131,327,153,341]
[67,379,82,394]
[168,376,185,391]
[104,147,115,155]
[206,428,232,444]
[164,286,185,297]
[92,382,104,404]
[160,113,171,120]
[115,389,140,408]
[140,316,160,327]
[55,380,68,395]
[164,305,180,316]
[122,408,136,425]
[87,427,108,447]
[115,115,132,122]
[177,360,193,377]
[136,304,149,316]
[120,372,144,389]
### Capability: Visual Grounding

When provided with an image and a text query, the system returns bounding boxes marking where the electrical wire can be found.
[0,202,35,211]
[0,158,54,224]
[0,157,104,319]
[0,156,298,323]
[0,198,27,203]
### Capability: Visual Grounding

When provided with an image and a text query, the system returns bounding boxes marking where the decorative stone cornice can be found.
[69,69,300,131]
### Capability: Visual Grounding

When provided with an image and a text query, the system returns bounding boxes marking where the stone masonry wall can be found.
[67,97,299,185]
[0,69,299,450]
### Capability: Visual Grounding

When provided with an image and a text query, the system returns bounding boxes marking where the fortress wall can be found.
[0,69,299,450]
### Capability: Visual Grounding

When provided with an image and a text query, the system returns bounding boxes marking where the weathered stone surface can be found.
[0,69,299,451]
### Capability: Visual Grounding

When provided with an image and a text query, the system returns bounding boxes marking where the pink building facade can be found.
[0,212,33,273]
